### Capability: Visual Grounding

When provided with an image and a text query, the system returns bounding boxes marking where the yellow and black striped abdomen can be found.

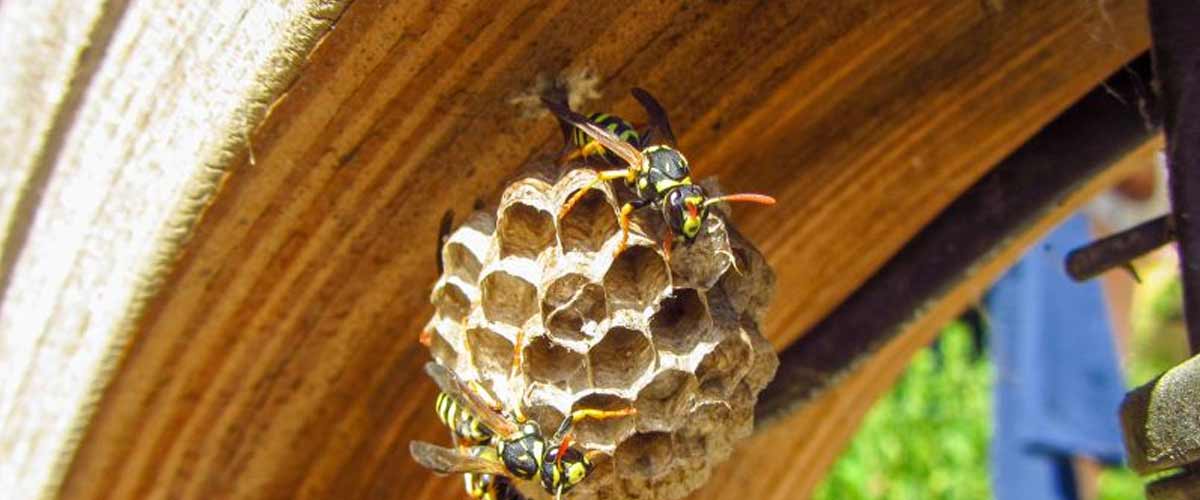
[435,392,493,444]
[572,112,640,164]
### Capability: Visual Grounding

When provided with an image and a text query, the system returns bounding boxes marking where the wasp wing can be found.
[541,96,645,168]
[631,87,677,146]
[410,441,510,476]
[424,362,519,436]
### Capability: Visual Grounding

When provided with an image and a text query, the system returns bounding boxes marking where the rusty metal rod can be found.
[1065,214,1173,282]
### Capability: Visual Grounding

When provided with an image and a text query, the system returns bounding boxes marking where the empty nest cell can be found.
[426,329,458,370]
[480,270,538,327]
[465,327,516,378]
[542,274,607,343]
[603,245,669,311]
[497,201,555,259]
[522,335,587,390]
[432,280,471,322]
[441,241,483,283]
[544,307,589,343]
[542,272,593,310]
[649,288,710,354]
[588,327,654,389]
[559,188,619,254]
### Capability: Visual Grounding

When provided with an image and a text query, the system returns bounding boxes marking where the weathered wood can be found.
[0,3,112,496]
[0,1,344,499]
[0,0,110,286]
[0,1,1149,499]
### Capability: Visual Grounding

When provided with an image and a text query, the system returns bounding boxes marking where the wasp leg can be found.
[558,140,607,166]
[510,329,524,381]
[615,199,650,257]
[559,169,631,220]
[552,407,638,441]
[558,147,582,166]
[467,380,505,414]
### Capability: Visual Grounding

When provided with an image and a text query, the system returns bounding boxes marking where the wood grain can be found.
[689,131,1161,500]
[0,0,1149,499]
[0,3,113,494]
[0,1,344,498]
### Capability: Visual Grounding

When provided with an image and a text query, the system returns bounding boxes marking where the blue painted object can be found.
[987,214,1127,500]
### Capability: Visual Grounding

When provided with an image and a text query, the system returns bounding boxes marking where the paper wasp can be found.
[412,362,635,500]
[543,88,776,259]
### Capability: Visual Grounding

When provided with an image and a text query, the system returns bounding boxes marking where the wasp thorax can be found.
[642,145,689,179]
[425,166,777,500]
[498,424,545,480]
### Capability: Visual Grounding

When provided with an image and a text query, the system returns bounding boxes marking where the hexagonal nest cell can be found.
[422,164,777,500]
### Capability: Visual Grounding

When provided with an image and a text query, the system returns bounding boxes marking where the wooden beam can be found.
[0,3,114,495]
[757,55,1159,424]
[0,1,1148,499]
[690,67,1162,499]
[0,2,345,498]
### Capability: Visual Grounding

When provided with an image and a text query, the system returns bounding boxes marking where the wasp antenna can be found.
[556,433,575,466]
[704,193,777,207]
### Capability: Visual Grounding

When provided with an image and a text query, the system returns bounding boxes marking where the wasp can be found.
[543,88,776,259]
[431,365,522,500]
[412,362,635,500]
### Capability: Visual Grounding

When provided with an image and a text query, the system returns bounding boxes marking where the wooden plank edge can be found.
[39,3,351,500]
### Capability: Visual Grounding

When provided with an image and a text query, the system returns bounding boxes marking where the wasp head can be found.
[663,184,709,243]
[666,187,779,244]
[540,445,594,499]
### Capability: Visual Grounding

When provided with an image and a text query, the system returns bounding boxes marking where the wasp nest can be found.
[425,165,777,500]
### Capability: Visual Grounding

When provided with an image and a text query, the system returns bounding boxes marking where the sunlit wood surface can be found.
[0,0,1149,498]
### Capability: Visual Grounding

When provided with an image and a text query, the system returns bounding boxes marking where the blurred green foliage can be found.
[813,323,991,500]
[815,262,1186,500]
